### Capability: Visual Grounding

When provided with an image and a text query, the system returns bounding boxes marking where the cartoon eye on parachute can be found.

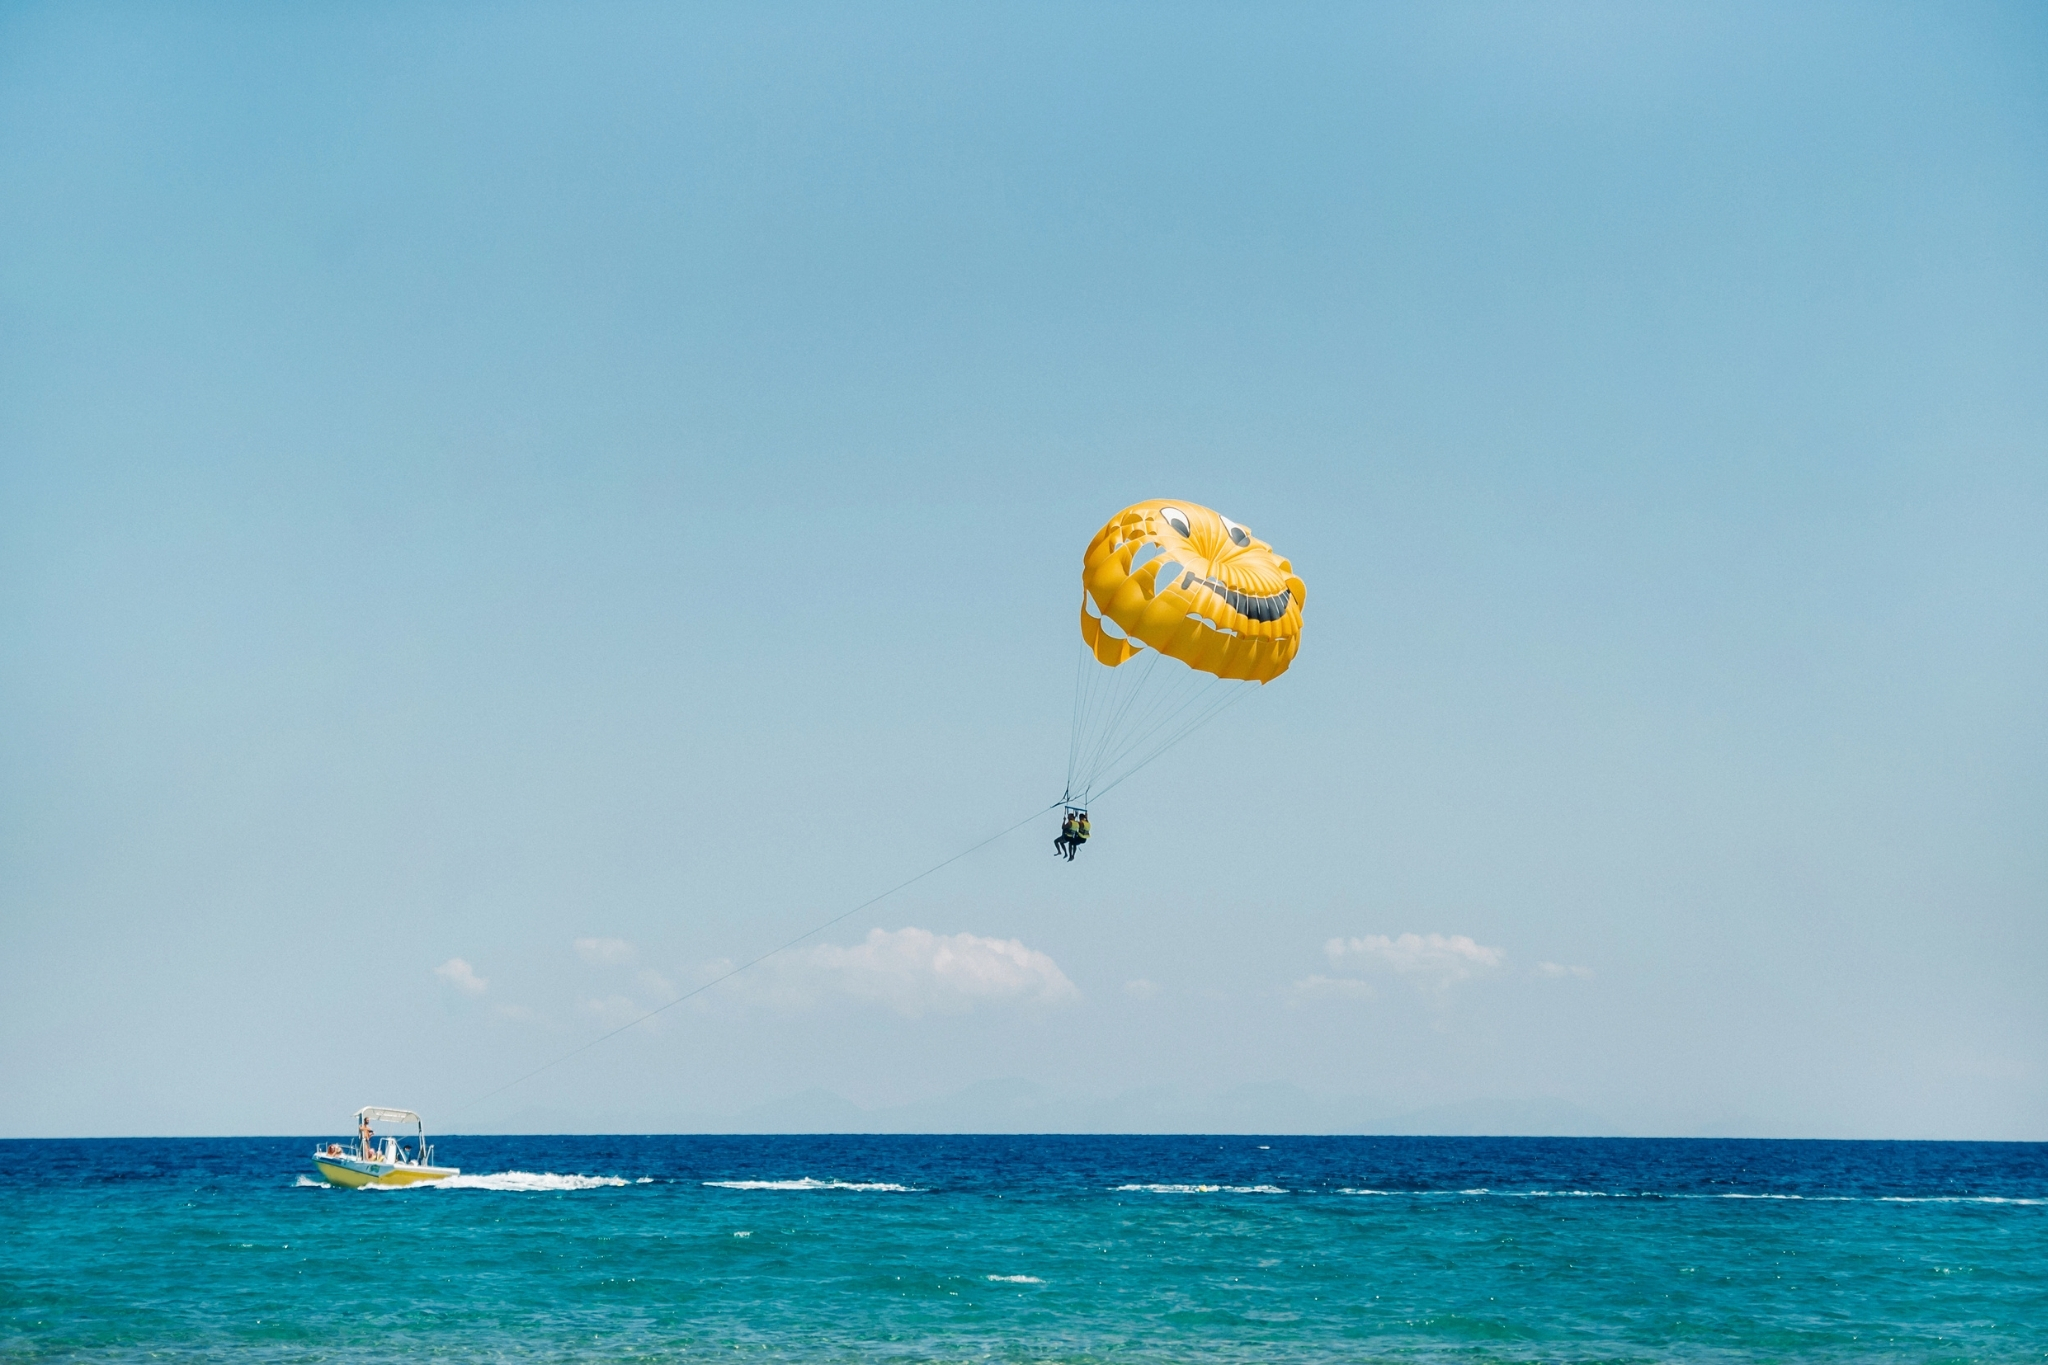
[1063,499,1306,813]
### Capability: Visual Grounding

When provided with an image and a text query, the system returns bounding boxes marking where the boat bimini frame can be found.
[355,1107,434,1166]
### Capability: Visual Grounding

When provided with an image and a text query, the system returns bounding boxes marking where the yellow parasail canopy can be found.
[1080,500,1306,683]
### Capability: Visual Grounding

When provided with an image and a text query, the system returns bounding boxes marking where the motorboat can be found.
[312,1106,459,1188]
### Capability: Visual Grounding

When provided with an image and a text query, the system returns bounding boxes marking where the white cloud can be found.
[570,939,672,1006]
[1537,961,1594,979]
[792,927,1079,1017]
[1290,974,1376,1001]
[575,937,637,965]
[1123,978,1159,999]
[433,957,488,996]
[1293,932,1506,999]
[580,994,643,1026]
[1326,933,1505,986]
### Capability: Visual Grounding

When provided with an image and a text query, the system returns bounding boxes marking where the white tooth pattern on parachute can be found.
[1064,499,1300,806]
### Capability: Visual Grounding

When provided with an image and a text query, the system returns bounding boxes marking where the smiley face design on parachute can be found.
[1079,500,1307,683]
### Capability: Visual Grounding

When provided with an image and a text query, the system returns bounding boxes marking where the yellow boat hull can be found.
[314,1157,459,1189]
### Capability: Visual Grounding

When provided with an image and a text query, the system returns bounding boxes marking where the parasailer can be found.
[1062,500,1306,820]
[1054,807,1091,860]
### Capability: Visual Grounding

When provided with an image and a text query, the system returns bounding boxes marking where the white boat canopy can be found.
[357,1107,424,1127]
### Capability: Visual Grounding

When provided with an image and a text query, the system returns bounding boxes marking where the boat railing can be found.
[313,1141,438,1166]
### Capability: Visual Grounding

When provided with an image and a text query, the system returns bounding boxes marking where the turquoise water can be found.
[3,1135,2043,1361]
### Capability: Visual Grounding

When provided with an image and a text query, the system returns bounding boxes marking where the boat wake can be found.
[428,1172,634,1192]
[1333,1188,2047,1204]
[703,1178,918,1192]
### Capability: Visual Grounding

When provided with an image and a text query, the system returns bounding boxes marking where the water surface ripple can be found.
[3,1135,2043,1362]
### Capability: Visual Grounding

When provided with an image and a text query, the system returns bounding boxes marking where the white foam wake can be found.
[987,1274,1045,1283]
[1113,1183,1288,1194]
[1511,1190,1615,1197]
[1330,1188,2046,1204]
[428,1171,630,1192]
[702,1178,918,1192]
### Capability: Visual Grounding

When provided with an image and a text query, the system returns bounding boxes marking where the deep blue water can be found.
[3,1135,2044,1361]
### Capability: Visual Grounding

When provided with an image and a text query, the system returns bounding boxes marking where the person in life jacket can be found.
[1054,811,1078,859]
[1069,811,1090,860]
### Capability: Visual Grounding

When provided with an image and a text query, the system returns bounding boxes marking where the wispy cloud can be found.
[734,927,1079,1017]
[1327,933,1504,985]
[1291,973,1375,1001]
[574,937,637,965]
[1294,932,1506,1000]
[433,957,488,996]
[571,937,673,1009]
[580,994,643,1026]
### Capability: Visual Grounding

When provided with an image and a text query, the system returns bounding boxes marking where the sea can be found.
[2,1134,2043,1362]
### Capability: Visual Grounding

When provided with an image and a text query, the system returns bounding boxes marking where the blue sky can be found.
[2,1,2043,1138]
